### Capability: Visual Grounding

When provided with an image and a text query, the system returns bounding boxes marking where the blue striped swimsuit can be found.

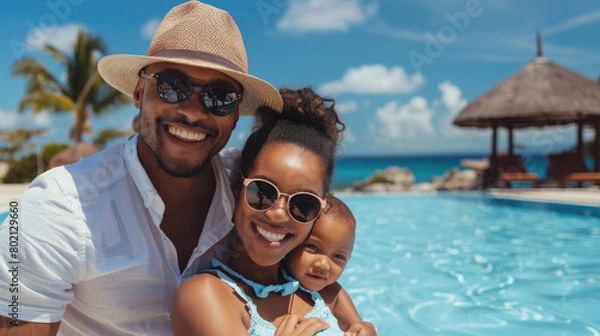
[205,260,344,336]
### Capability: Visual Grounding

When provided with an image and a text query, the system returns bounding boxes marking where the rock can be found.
[352,166,415,193]
[432,168,481,191]
[351,166,415,192]
[346,164,481,193]
[382,167,414,188]
[411,182,437,192]
[359,183,391,193]
[452,169,479,190]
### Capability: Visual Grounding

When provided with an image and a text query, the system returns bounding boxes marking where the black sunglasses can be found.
[242,176,326,224]
[140,70,243,116]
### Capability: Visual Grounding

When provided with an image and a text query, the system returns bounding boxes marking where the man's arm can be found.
[0,316,60,336]
[0,176,81,333]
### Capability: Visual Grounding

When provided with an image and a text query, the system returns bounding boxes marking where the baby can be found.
[286,196,377,336]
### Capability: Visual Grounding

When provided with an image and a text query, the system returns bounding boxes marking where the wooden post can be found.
[492,125,498,159]
[508,125,514,156]
[487,124,498,187]
[595,120,600,172]
[576,120,584,154]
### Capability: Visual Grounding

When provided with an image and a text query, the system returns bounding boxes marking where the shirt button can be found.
[150,198,161,211]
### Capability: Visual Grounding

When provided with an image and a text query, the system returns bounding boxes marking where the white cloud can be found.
[543,10,600,36]
[434,81,487,140]
[277,0,378,33]
[236,131,247,143]
[0,109,20,130]
[342,127,356,145]
[141,18,161,39]
[30,111,53,128]
[438,80,467,117]
[0,110,57,152]
[0,109,54,131]
[319,64,425,95]
[26,23,83,53]
[335,101,358,114]
[375,97,435,140]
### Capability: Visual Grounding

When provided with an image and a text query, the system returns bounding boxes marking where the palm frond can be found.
[13,28,128,142]
[42,45,69,68]
[12,58,63,93]
[91,83,132,114]
[18,92,74,113]
[66,29,107,100]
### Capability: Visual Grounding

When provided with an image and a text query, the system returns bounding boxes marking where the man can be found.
[0,1,282,335]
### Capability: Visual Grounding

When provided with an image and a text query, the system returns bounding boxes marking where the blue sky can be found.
[1,0,600,157]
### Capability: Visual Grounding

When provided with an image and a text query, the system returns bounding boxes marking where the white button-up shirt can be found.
[0,135,239,335]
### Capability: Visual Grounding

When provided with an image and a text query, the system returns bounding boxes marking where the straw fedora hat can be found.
[98,1,282,116]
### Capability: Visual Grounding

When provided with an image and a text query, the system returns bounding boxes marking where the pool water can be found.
[1,193,598,335]
[338,193,600,335]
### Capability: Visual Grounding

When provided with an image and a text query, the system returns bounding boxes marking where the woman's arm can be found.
[172,274,249,336]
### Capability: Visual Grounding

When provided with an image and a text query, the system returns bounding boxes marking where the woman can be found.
[172,87,346,335]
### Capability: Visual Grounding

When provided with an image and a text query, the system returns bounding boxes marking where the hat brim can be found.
[98,54,282,116]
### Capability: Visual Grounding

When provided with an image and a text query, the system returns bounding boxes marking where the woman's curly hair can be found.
[239,87,345,192]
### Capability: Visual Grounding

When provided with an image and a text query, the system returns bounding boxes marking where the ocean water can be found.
[339,193,600,335]
[332,154,550,190]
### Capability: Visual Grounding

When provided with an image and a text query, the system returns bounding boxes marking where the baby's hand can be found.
[344,321,377,336]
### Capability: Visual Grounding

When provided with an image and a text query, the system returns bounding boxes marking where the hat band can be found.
[149,49,245,73]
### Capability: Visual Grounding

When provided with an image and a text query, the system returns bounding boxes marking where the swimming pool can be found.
[1,193,598,335]
[339,192,599,335]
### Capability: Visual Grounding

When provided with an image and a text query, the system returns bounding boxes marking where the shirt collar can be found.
[123,134,235,236]
[123,134,164,226]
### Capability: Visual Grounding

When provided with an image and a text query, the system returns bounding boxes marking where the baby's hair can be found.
[239,87,345,192]
[323,195,356,230]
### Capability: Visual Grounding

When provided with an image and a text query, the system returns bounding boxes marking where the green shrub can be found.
[2,143,69,183]
[42,143,69,162]
[369,170,388,184]
[3,154,38,183]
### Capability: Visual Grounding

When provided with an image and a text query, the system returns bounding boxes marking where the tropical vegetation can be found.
[11,28,130,143]
[0,128,45,162]
[2,142,69,183]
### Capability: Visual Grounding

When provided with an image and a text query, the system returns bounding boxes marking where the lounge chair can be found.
[547,151,600,187]
[491,155,540,188]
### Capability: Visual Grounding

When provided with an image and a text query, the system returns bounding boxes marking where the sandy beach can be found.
[0,183,30,211]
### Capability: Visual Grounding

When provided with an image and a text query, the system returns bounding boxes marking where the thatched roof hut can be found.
[453,33,600,184]
[49,142,99,168]
[453,56,600,128]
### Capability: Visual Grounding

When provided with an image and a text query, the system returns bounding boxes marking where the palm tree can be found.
[12,29,130,143]
[0,128,45,162]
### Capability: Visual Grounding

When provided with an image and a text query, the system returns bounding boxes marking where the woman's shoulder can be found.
[172,273,250,335]
[178,272,228,297]
[174,272,247,321]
